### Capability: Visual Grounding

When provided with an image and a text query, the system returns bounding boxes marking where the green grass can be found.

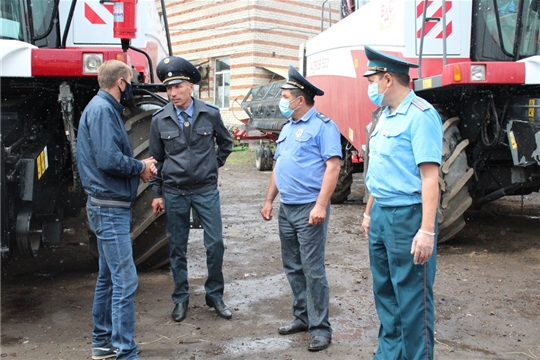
[226,147,255,165]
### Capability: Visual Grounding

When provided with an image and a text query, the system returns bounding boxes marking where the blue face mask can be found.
[367,81,386,107]
[120,79,132,102]
[279,97,300,118]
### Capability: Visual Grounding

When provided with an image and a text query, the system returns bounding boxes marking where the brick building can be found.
[156,0,339,126]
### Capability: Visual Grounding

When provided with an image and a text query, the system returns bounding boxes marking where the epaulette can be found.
[152,107,165,117]
[411,97,431,112]
[205,102,220,110]
[316,112,331,122]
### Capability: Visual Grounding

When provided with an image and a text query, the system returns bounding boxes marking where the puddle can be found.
[217,336,293,356]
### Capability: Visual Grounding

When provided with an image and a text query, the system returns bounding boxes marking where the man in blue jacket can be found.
[77,60,157,360]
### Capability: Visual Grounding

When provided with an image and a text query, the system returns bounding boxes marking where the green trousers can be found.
[369,202,437,360]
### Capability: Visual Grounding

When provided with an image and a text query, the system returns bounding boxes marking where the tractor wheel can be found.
[263,147,273,171]
[88,94,170,270]
[16,204,41,257]
[438,115,474,243]
[255,147,264,171]
[255,146,273,171]
[331,137,353,204]
[126,95,171,270]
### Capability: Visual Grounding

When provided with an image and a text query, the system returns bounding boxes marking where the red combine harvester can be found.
[1,0,175,269]
[241,0,540,242]
[304,0,540,242]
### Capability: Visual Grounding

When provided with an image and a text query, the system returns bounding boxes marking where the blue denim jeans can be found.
[278,202,332,338]
[87,203,139,360]
[164,189,225,303]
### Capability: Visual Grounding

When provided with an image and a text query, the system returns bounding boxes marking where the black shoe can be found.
[308,335,331,352]
[278,321,308,335]
[172,301,188,322]
[91,344,116,360]
[205,295,232,319]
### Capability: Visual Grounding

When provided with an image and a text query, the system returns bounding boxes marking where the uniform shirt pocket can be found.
[293,133,314,158]
[160,130,181,152]
[194,126,213,137]
[378,129,405,156]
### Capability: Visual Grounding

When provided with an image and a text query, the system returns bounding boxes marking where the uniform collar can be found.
[384,90,415,118]
[175,98,195,118]
[291,106,316,123]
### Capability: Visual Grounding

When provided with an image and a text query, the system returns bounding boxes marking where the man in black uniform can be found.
[150,56,233,323]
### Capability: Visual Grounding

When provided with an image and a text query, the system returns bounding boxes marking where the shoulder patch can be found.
[152,107,165,117]
[411,97,431,112]
[205,102,220,110]
[316,112,331,122]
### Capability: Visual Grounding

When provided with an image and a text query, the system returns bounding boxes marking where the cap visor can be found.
[363,70,378,77]
[280,83,297,90]
[164,79,185,86]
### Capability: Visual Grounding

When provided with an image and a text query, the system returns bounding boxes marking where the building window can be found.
[214,57,230,108]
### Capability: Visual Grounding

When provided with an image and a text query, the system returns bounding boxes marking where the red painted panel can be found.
[31,48,126,77]
[441,62,525,85]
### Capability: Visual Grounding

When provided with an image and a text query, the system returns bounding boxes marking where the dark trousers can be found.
[369,202,437,360]
[164,189,225,303]
[278,202,332,337]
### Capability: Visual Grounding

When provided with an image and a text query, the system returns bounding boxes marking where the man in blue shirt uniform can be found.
[361,46,443,360]
[261,66,341,352]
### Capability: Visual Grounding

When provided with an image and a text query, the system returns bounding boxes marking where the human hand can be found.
[140,157,158,182]
[308,204,326,226]
[261,201,273,221]
[361,213,370,237]
[411,229,435,265]
[152,198,164,214]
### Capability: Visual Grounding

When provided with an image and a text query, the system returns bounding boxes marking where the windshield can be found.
[518,0,540,55]
[0,0,23,40]
[480,0,540,58]
[0,0,58,46]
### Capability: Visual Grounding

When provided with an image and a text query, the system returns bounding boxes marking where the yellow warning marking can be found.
[423,78,432,89]
[354,58,358,68]
[37,152,43,179]
[509,131,517,149]
[528,99,535,121]
[36,147,49,179]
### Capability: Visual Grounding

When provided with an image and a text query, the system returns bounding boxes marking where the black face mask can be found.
[119,79,132,102]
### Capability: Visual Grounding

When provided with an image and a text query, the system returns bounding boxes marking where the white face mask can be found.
[279,97,300,118]
[367,81,388,107]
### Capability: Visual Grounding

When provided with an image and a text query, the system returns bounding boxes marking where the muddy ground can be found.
[1,150,540,360]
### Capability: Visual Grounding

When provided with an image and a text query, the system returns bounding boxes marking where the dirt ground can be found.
[1,150,540,360]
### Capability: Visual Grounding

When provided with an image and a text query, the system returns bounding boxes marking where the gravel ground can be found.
[1,150,539,360]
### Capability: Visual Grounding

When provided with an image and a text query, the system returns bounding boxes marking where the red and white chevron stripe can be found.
[84,2,114,25]
[416,1,453,39]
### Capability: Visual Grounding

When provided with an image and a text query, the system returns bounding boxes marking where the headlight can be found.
[470,65,486,81]
[83,53,104,74]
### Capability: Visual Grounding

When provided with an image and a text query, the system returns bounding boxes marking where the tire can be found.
[88,94,170,270]
[438,115,474,243]
[263,147,273,171]
[331,137,353,204]
[255,147,264,171]
[255,146,273,171]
